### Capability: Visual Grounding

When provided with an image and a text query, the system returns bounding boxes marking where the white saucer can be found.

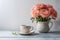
[19,31,34,35]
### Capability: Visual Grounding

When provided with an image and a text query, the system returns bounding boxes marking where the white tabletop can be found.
[0,31,60,38]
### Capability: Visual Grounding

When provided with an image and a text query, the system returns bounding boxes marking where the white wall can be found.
[0,0,59,31]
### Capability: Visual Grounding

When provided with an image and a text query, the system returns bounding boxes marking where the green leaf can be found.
[30,17,35,23]
[31,16,51,23]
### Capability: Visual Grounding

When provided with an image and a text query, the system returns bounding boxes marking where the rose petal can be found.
[47,4,53,8]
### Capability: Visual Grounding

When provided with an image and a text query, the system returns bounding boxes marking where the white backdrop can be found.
[0,0,59,31]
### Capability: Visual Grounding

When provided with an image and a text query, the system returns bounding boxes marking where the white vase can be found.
[36,21,53,33]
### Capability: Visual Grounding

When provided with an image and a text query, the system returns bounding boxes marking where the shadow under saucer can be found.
[19,32,39,36]
[19,31,60,36]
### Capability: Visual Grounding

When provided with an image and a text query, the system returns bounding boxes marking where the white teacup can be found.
[19,25,34,34]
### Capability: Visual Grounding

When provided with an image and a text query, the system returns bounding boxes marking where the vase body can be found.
[36,22,50,33]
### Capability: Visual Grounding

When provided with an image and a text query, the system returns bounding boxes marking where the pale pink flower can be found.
[48,8,57,18]
[31,10,40,18]
[39,9,50,18]
[32,3,46,10]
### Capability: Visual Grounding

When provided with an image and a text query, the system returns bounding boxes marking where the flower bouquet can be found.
[31,3,57,23]
[30,3,57,32]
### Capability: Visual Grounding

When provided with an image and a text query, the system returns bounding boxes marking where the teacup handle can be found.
[30,26,34,33]
[49,21,53,29]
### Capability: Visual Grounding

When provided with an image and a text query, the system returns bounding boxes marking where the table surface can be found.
[0,31,60,38]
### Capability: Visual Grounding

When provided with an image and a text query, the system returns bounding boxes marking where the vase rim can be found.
[37,21,49,23]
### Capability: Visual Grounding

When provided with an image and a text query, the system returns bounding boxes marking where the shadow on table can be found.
[48,31,60,34]
[20,31,60,36]
[20,33,39,36]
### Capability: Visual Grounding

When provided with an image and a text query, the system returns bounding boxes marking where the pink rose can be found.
[39,9,50,18]
[32,3,46,10]
[48,8,57,18]
[31,10,40,18]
